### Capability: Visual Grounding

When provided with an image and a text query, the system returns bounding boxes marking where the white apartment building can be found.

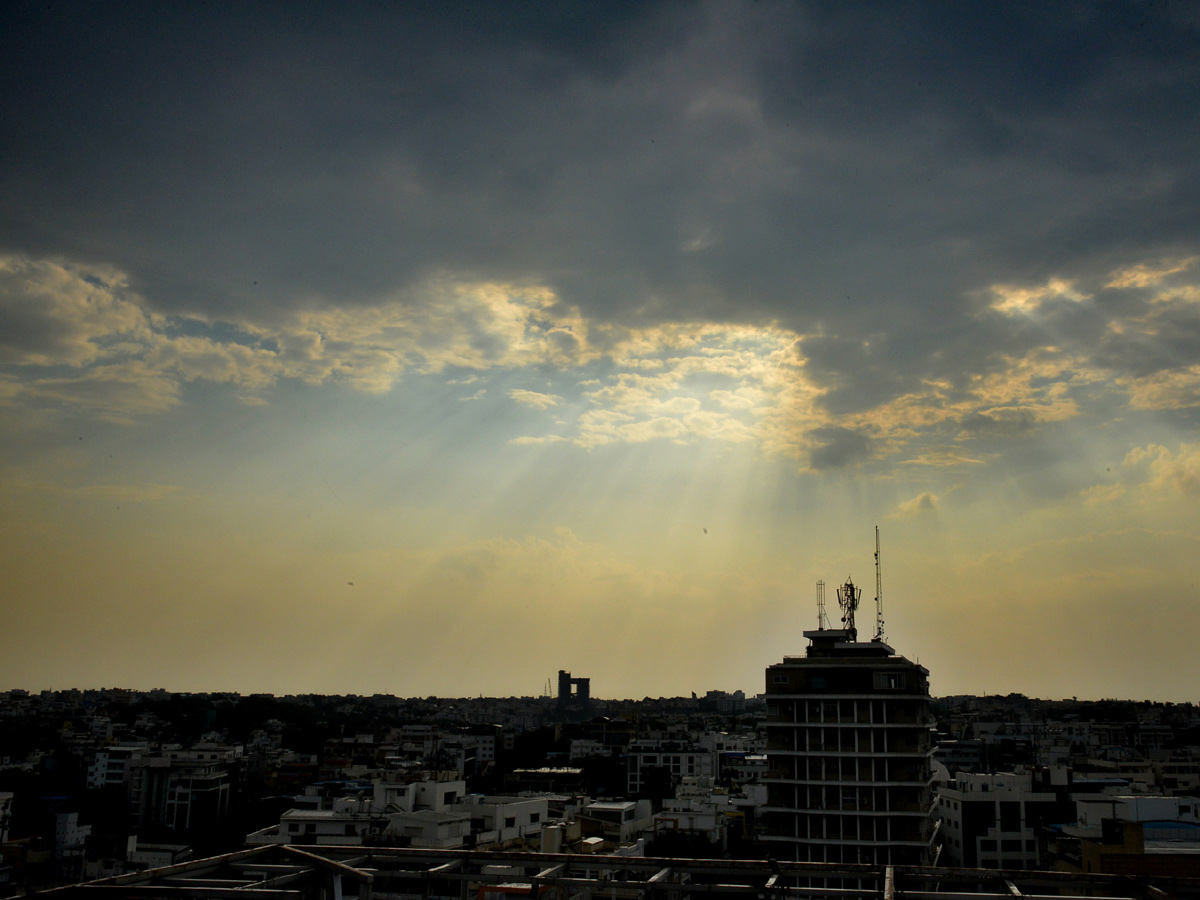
[269,797,391,846]
[87,742,151,789]
[937,769,1069,869]
[385,809,472,848]
[580,800,655,845]
[457,795,548,847]
[374,777,466,812]
[247,780,547,851]
[653,781,732,846]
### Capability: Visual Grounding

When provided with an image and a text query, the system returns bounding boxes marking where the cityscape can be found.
[5,2,1200,899]
[4,617,1200,893]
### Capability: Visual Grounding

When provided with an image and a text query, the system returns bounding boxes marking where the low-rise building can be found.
[627,740,716,794]
[1042,793,1200,876]
[246,779,544,852]
[579,800,654,845]
[458,795,547,848]
[936,769,1072,869]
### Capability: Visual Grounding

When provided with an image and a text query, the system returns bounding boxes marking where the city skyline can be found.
[3,4,1199,702]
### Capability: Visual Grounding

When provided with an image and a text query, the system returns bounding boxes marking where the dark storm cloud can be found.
[1090,287,1200,378]
[3,1,1199,411]
[958,409,1038,439]
[807,425,874,469]
[798,331,922,416]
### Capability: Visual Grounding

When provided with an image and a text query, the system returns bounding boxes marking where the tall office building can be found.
[763,572,935,866]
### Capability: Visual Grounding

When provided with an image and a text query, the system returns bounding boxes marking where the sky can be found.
[2,2,1199,702]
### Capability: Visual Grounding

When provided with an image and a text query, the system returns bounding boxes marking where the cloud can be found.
[5,2,1198,351]
[1107,257,1197,289]
[1080,483,1125,506]
[893,492,939,518]
[508,389,561,410]
[1119,367,1200,410]
[807,426,874,470]
[988,278,1090,316]
[5,244,1200,480]
[509,435,568,446]
[0,255,603,417]
[1,477,184,503]
[0,252,812,456]
[958,408,1038,438]
[17,362,183,423]
[0,255,151,367]
[0,2,1197,478]
[1122,443,1200,495]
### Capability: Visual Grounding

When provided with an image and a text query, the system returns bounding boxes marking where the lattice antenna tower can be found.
[836,575,861,641]
[873,524,887,642]
[816,579,830,630]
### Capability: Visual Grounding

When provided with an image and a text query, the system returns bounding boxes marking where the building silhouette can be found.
[763,575,935,867]
[556,670,591,720]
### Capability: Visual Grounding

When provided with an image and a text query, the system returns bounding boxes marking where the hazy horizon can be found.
[0,683,1181,706]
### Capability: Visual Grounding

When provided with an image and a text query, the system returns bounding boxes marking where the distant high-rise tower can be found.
[763,561,935,867]
[556,670,591,720]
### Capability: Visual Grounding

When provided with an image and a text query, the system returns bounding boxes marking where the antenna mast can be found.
[836,576,861,641]
[873,525,886,642]
[816,580,829,630]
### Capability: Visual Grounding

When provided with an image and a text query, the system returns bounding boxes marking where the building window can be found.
[505,817,516,828]
[772,675,789,684]
[1000,802,1020,831]
[530,813,540,824]
[873,672,906,690]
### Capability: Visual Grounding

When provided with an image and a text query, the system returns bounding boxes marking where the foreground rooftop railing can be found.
[41,845,1200,900]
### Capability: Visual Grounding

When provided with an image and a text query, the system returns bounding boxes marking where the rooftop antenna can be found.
[836,575,860,642]
[873,525,887,642]
[816,580,830,630]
